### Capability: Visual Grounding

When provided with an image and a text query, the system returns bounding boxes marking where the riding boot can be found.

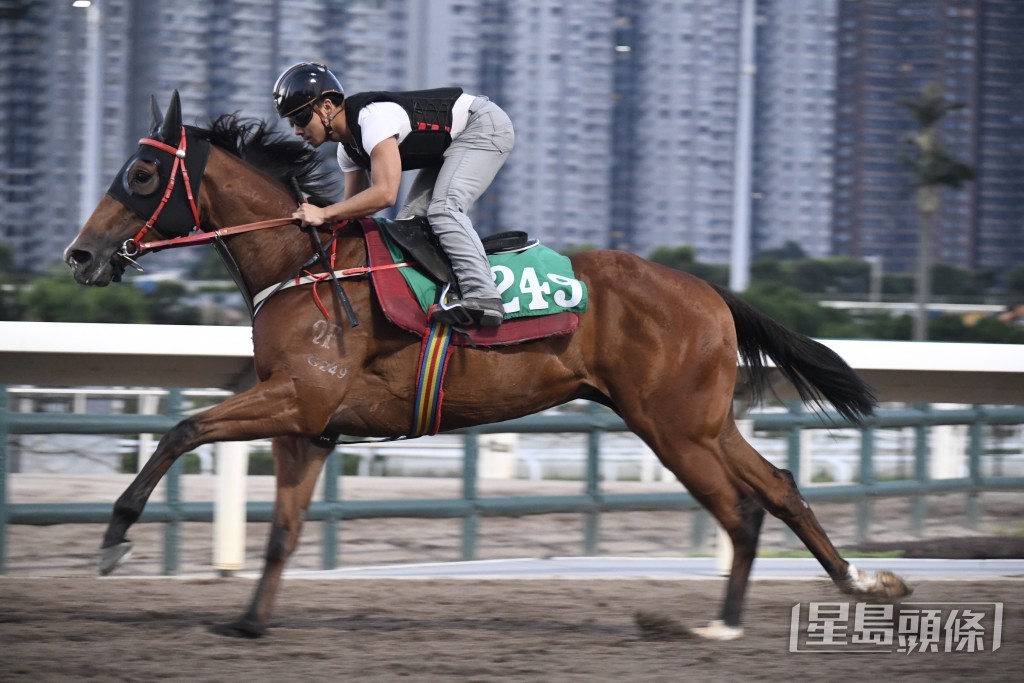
[433,290,504,327]
[428,219,504,328]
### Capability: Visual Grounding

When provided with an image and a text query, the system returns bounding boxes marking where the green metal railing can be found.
[2,385,1023,574]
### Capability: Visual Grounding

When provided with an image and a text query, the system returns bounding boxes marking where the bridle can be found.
[108,125,366,326]
[113,127,202,273]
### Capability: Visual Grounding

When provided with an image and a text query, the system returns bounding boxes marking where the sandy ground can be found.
[0,578,1020,682]
[1,475,1022,681]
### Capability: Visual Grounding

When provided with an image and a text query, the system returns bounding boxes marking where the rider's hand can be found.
[292,202,326,227]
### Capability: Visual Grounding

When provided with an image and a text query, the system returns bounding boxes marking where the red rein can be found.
[125,130,411,318]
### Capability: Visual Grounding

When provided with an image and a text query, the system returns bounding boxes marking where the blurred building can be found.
[0,0,1020,282]
[831,0,1024,276]
[752,0,839,258]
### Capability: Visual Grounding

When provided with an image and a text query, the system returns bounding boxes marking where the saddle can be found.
[361,218,583,348]
[381,216,537,299]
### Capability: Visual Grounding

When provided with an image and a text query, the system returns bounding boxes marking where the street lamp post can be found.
[865,255,883,304]
[729,0,756,292]
[75,0,103,226]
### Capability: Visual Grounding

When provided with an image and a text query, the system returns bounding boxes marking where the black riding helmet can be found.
[273,62,344,127]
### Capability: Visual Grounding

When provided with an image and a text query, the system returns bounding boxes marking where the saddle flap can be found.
[384,217,454,285]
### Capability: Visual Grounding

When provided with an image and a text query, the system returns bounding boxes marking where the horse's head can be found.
[64,90,211,285]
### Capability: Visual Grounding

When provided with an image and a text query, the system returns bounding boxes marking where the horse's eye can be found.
[124,160,160,196]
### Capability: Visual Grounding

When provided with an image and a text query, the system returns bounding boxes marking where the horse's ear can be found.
[149,95,164,135]
[158,90,182,144]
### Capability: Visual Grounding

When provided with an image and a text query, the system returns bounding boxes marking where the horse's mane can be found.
[196,114,343,206]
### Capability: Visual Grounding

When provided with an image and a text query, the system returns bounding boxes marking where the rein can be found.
[134,217,298,255]
[127,209,413,320]
[114,126,409,324]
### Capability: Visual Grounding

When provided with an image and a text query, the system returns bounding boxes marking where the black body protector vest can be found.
[341,88,463,171]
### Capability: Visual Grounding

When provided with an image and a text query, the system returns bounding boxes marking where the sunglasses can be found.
[288,106,314,128]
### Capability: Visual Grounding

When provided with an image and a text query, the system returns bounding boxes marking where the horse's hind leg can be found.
[667,446,764,639]
[626,418,765,639]
[211,435,332,638]
[698,486,766,638]
[719,422,911,599]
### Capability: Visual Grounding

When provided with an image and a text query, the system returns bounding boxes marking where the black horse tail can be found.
[711,284,876,425]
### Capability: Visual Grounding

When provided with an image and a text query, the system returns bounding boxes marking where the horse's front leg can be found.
[211,435,331,638]
[99,375,307,575]
[98,414,201,573]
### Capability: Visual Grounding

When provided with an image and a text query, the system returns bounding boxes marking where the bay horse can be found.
[64,92,909,640]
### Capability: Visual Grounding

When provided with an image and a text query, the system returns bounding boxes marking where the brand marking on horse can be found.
[308,355,348,378]
[311,320,343,349]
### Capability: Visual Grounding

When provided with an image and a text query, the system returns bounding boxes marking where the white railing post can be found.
[931,403,967,479]
[214,441,249,574]
[799,428,814,486]
[136,391,160,471]
[479,433,518,479]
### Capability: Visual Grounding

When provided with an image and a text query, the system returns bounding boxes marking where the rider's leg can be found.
[397,167,438,220]
[427,97,514,326]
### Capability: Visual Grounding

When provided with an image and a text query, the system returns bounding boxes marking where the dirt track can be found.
[0,577,1020,682]
[1,476,1022,681]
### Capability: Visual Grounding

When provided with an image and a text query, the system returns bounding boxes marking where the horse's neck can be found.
[201,150,365,296]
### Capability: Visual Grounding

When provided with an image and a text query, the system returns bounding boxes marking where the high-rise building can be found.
[753,0,839,258]
[832,0,1024,276]
[490,0,616,251]
[624,1,743,263]
[973,0,1024,276]
[1,0,1020,283]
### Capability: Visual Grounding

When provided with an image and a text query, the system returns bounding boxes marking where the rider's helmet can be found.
[273,62,344,127]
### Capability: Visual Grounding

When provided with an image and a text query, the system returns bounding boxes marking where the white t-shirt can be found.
[336,93,476,172]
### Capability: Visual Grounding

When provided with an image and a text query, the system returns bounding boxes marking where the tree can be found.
[897,81,975,340]
[648,246,729,286]
[740,282,850,337]
[754,240,806,261]
[21,273,148,323]
[0,242,14,278]
[187,250,233,280]
[145,281,200,325]
[1007,266,1024,297]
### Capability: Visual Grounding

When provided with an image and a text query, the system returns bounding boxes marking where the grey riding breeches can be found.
[397,96,514,299]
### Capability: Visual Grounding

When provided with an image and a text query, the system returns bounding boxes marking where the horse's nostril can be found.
[69,249,93,266]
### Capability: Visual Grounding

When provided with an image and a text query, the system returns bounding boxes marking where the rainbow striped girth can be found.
[410,321,455,437]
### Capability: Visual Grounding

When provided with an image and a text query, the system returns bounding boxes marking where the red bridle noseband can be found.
[115,127,202,270]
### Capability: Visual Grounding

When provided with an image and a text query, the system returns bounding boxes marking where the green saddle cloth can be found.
[382,232,588,319]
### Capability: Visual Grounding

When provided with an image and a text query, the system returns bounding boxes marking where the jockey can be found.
[273,62,514,328]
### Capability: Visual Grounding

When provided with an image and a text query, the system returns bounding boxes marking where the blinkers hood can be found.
[106,91,211,238]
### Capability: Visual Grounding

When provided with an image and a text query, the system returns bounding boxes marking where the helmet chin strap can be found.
[320,107,338,138]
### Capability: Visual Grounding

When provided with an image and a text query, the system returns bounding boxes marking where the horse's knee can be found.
[758,468,811,521]
[728,495,766,556]
[738,495,766,534]
[265,524,294,565]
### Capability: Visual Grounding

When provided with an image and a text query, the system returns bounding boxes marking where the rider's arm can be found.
[343,169,369,200]
[293,136,402,226]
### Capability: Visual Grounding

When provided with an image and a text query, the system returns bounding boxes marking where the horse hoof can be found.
[209,620,265,639]
[839,564,913,600]
[98,541,133,576]
[876,570,913,599]
[691,620,744,641]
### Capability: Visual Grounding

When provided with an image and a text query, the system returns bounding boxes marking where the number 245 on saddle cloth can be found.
[362,218,588,347]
